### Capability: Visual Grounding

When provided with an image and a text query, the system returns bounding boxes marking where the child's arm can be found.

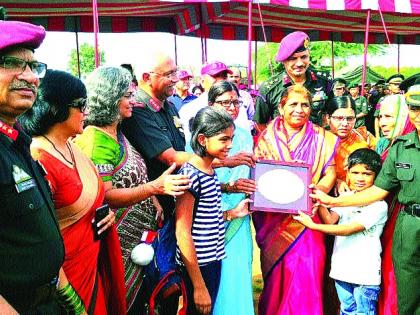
[175,191,211,315]
[318,205,340,224]
[294,211,365,236]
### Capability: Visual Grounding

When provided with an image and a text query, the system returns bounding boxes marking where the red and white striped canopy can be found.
[1,0,420,44]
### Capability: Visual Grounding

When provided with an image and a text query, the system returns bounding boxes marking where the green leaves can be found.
[67,43,105,79]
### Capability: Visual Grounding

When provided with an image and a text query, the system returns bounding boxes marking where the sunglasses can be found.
[69,98,87,112]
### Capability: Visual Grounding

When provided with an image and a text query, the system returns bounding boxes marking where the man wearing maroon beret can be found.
[0,20,64,314]
[254,31,331,130]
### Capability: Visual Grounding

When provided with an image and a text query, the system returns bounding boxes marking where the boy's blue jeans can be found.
[335,280,380,315]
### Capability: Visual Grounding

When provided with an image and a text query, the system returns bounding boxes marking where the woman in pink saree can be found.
[254,85,339,315]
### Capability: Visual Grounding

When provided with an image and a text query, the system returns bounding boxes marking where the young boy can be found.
[295,148,388,315]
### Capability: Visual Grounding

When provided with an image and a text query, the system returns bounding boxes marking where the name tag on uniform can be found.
[15,178,36,193]
[396,162,411,169]
[12,164,36,193]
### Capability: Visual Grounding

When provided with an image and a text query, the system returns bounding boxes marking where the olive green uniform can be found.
[353,95,368,128]
[254,69,331,126]
[374,131,420,315]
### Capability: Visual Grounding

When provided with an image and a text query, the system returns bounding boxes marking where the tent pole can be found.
[247,0,252,89]
[75,31,81,78]
[254,35,258,89]
[378,6,391,45]
[397,39,400,74]
[257,2,273,77]
[331,39,335,79]
[92,0,100,67]
[362,10,371,90]
[74,17,81,79]
[174,34,178,65]
[199,3,206,64]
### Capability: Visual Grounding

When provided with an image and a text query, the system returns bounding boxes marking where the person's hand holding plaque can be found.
[251,160,312,214]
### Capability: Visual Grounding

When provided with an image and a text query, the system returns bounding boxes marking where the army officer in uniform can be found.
[310,84,420,315]
[0,21,64,314]
[254,31,331,130]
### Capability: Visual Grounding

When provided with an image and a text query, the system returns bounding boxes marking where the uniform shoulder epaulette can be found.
[315,70,331,81]
[394,133,411,142]
[261,73,283,92]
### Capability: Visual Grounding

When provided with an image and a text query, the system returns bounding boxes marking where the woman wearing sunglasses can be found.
[20,69,126,314]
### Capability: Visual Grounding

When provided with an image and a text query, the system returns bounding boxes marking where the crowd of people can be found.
[1,19,419,315]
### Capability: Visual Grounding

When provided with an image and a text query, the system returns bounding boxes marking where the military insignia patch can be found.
[12,165,36,193]
[304,38,310,48]
[173,116,182,128]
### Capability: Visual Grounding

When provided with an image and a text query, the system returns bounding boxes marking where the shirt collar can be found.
[0,119,19,141]
[282,69,315,86]
[403,131,420,149]
[137,88,164,112]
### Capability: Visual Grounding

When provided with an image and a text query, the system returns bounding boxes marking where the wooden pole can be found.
[247,0,252,89]
[362,10,371,90]
[92,0,100,67]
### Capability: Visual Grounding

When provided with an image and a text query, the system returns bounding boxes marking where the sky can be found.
[35,31,420,77]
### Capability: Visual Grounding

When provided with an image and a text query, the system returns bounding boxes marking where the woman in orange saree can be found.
[21,70,126,314]
[376,95,414,315]
[326,96,376,185]
[253,86,339,315]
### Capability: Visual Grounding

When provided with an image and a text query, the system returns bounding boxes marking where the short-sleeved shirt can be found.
[329,201,388,285]
[167,93,197,112]
[375,131,420,205]
[254,69,331,126]
[0,124,64,308]
[353,95,368,128]
[176,163,226,266]
[121,88,186,217]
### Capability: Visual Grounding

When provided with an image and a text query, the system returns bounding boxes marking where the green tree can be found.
[370,66,420,80]
[68,43,105,78]
[310,42,387,68]
[255,41,388,83]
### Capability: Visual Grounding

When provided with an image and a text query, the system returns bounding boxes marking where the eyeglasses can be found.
[331,115,356,123]
[213,99,242,108]
[0,55,47,79]
[149,69,179,80]
[69,98,87,112]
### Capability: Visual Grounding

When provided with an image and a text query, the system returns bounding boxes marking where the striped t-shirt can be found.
[176,163,226,266]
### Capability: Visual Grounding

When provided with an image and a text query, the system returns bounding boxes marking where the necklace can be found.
[42,135,74,165]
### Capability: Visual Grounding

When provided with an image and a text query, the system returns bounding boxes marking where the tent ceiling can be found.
[1,0,420,44]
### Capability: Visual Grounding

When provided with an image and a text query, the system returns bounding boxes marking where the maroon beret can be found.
[0,20,46,53]
[178,70,193,80]
[201,61,233,76]
[275,31,310,62]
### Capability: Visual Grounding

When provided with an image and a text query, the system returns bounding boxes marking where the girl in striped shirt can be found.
[175,106,250,315]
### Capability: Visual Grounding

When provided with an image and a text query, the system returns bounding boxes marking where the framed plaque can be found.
[250,160,312,214]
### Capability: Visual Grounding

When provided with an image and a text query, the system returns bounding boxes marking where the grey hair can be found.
[84,66,132,126]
